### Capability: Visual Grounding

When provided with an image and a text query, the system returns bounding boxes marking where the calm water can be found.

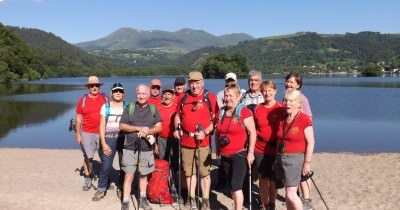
[0,75,399,152]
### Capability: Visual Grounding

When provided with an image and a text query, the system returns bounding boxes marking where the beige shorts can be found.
[181,146,211,177]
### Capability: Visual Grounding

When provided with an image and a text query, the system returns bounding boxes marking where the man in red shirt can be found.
[173,76,186,105]
[148,79,162,105]
[173,71,218,210]
[75,76,108,191]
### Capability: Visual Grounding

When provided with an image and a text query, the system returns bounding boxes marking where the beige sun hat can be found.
[84,76,103,87]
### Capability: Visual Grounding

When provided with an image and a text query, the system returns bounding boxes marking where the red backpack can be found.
[147,159,173,204]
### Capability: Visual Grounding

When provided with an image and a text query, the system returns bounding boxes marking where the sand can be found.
[0,148,399,210]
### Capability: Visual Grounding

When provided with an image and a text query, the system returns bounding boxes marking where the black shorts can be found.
[221,150,248,192]
[254,152,275,179]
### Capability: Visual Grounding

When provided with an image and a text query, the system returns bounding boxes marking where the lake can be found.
[0,75,399,153]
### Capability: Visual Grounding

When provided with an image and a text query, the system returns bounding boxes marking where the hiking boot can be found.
[185,197,198,210]
[302,198,313,210]
[82,177,92,191]
[201,198,210,210]
[92,191,105,201]
[139,197,152,210]
[121,201,129,210]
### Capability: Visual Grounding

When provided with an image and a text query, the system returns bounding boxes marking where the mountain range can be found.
[76,27,254,53]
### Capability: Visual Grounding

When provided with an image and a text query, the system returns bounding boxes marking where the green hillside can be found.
[9,26,120,78]
[178,32,400,73]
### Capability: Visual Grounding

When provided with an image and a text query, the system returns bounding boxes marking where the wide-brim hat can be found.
[84,76,103,87]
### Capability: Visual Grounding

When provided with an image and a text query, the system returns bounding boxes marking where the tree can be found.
[202,53,250,79]
[361,63,383,77]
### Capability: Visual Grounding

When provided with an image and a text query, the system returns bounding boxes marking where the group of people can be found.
[74,70,315,210]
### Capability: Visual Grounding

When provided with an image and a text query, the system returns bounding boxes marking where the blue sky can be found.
[1,0,399,44]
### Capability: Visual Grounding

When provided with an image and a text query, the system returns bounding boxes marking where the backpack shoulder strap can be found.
[81,94,88,108]
[105,102,111,122]
[149,104,156,118]
[128,102,135,118]
[203,89,213,115]
[234,103,246,129]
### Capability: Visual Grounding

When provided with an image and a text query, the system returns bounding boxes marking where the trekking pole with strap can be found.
[196,123,202,208]
[177,123,183,210]
[79,143,98,191]
[248,162,252,210]
[309,172,330,210]
[137,138,142,209]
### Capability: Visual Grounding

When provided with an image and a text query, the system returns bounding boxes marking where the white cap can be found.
[225,72,237,81]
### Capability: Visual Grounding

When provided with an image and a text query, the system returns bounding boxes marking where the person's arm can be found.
[244,116,256,167]
[303,126,315,175]
[99,114,111,156]
[75,113,83,144]
[173,113,182,139]
[149,122,162,135]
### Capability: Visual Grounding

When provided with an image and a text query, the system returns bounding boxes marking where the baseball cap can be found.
[174,77,186,85]
[111,82,124,91]
[150,79,161,87]
[188,71,203,81]
[162,85,175,94]
[225,72,237,81]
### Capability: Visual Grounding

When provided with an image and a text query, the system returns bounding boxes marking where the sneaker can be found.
[139,197,152,210]
[83,178,92,191]
[185,197,198,210]
[302,198,313,210]
[121,201,129,210]
[92,191,105,201]
[200,198,210,210]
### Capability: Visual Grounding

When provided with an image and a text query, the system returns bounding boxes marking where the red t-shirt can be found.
[157,103,177,138]
[148,96,161,105]
[173,92,184,105]
[277,112,312,153]
[254,102,286,155]
[75,93,107,133]
[176,91,218,148]
[216,107,253,155]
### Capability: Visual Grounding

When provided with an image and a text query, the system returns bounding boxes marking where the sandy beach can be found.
[0,148,398,210]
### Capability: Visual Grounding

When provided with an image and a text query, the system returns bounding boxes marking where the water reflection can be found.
[0,83,79,96]
[0,100,72,139]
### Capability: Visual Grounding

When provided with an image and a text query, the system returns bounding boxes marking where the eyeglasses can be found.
[151,86,161,90]
[112,89,124,94]
[89,84,100,88]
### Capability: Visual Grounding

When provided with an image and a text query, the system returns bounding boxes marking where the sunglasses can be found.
[151,86,161,90]
[112,89,124,94]
[89,84,100,88]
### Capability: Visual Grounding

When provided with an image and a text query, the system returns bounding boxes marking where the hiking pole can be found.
[196,123,202,209]
[310,174,330,210]
[79,143,97,191]
[248,163,252,210]
[177,123,183,210]
[137,138,142,210]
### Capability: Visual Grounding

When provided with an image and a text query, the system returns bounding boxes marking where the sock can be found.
[140,192,146,198]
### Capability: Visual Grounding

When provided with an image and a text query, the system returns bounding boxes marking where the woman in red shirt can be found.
[253,80,285,210]
[215,84,256,210]
[276,89,315,210]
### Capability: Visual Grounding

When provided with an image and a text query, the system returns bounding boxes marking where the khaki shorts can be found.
[81,131,100,159]
[181,146,211,177]
[122,149,155,175]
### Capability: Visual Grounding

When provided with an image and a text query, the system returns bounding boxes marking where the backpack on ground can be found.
[146,159,173,204]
